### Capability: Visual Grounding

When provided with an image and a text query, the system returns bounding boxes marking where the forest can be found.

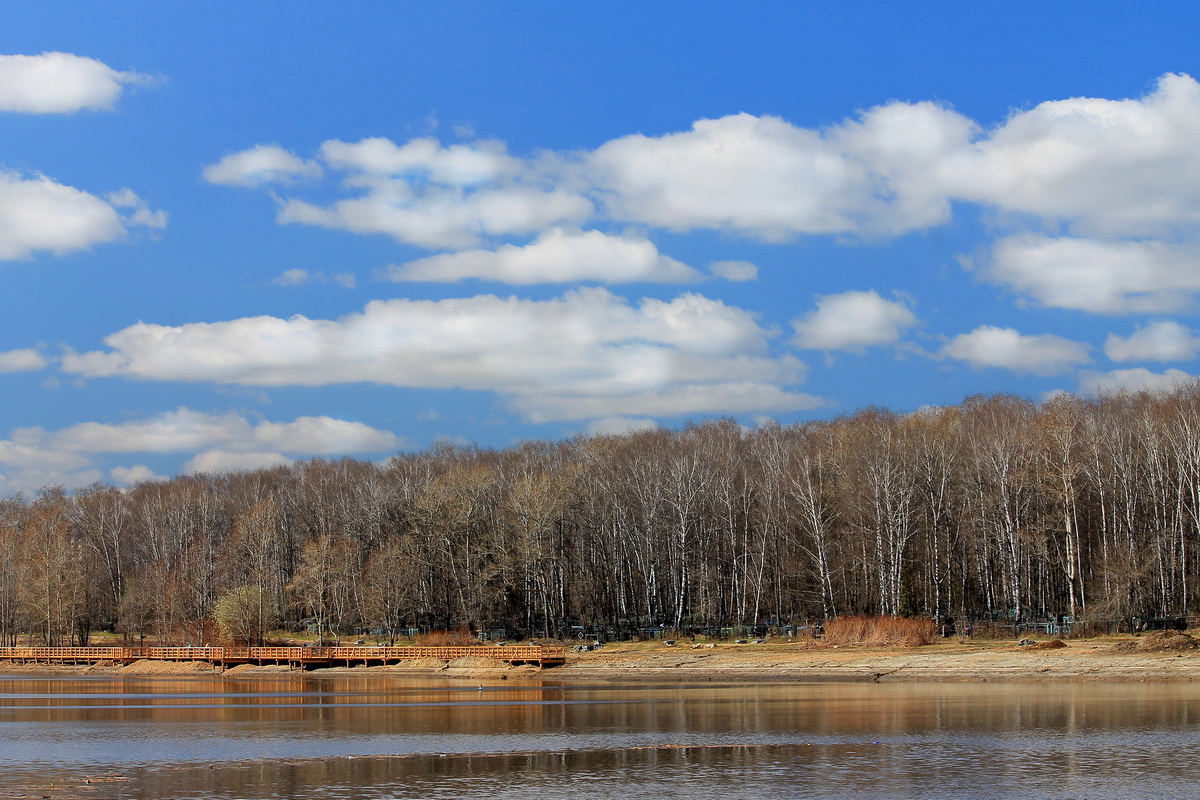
[3,386,1200,646]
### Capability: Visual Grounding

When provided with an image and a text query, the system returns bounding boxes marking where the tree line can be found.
[4,387,1200,646]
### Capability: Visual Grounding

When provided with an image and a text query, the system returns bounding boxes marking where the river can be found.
[1,673,1198,798]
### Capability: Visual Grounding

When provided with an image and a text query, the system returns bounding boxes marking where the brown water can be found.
[2,674,1200,799]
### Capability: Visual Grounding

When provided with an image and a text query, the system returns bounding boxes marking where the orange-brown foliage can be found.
[823,615,936,647]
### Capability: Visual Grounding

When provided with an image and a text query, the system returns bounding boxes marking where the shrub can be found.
[823,615,936,647]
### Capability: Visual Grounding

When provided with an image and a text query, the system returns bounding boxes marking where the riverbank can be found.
[4,632,1200,682]
[552,632,1200,682]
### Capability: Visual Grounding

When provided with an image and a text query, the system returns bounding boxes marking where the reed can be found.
[823,615,936,647]
[414,627,480,647]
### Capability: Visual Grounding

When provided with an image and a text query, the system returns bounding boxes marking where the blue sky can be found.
[2,2,1200,494]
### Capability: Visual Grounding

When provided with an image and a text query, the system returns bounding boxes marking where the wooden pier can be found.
[0,644,568,669]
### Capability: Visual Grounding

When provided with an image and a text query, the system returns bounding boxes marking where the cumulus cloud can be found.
[952,75,1200,319]
[203,74,1200,276]
[585,416,661,436]
[206,138,592,249]
[252,416,398,454]
[941,325,1090,375]
[0,467,102,497]
[0,439,91,471]
[272,268,356,288]
[0,172,165,260]
[184,450,292,475]
[278,186,590,250]
[1105,321,1200,362]
[946,73,1200,239]
[110,464,165,486]
[791,290,917,351]
[708,260,758,282]
[319,137,519,185]
[29,408,398,456]
[588,106,975,239]
[203,145,322,187]
[0,52,148,113]
[983,235,1200,314]
[62,289,814,422]
[208,100,976,250]
[382,228,700,284]
[0,348,47,373]
[515,382,821,424]
[106,188,168,229]
[1079,367,1196,396]
[0,409,399,495]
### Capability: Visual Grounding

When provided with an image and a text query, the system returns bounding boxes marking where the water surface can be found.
[1,674,1198,799]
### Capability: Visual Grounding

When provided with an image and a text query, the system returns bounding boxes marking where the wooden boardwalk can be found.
[0,644,567,669]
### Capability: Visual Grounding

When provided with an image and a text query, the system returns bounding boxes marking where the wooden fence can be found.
[0,645,567,669]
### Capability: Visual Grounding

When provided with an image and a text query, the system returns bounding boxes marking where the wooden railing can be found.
[0,644,567,667]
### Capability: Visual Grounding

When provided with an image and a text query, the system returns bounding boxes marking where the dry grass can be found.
[823,615,937,647]
[415,627,480,646]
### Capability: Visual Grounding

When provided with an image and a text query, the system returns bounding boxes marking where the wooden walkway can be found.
[0,645,567,669]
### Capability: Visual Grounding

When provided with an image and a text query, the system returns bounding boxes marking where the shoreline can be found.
[4,634,1200,683]
[551,639,1200,683]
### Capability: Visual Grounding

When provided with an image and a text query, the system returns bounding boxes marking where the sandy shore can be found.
[396,632,1200,683]
[5,634,1200,682]
[551,635,1200,683]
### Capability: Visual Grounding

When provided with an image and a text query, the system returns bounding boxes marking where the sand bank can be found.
[4,633,1199,682]
[553,632,1200,683]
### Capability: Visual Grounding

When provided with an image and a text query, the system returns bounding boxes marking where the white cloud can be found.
[184,450,292,475]
[30,408,398,456]
[203,74,1200,271]
[0,172,164,260]
[202,137,592,249]
[0,467,102,497]
[585,416,660,436]
[383,228,700,284]
[272,268,356,288]
[40,409,255,454]
[954,75,1200,320]
[253,416,398,454]
[110,464,165,486]
[0,409,398,495]
[0,348,47,373]
[517,382,822,423]
[0,52,147,114]
[708,260,758,282]
[278,184,591,250]
[213,102,976,249]
[984,235,1200,314]
[202,145,322,187]
[0,439,91,471]
[588,106,975,239]
[63,289,813,422]
[1079,368,1196,396]
[791,290,917,351]
[106,188,168,229]
[941,325,1090,375]
[319,137,519,185]
[273,268,310,286]
[945,73,1200,239]
[1105,321,1200,362]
